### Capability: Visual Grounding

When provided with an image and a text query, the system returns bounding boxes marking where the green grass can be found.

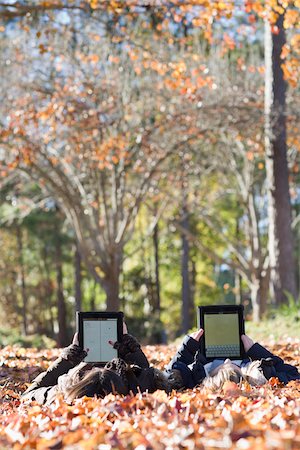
[0,328,56,348]
[246,301,300,343]
[246,315,300,343]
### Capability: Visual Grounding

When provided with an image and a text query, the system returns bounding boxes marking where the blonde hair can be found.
[241,360,268,386]
[202,360,267,391]
[202,366,241,391]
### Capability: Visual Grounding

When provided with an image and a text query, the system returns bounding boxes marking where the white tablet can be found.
[76,311,124,365]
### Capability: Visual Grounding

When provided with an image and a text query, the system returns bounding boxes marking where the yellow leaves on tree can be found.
[94,136,129,170]
[282,59,299,87]
[284,9,300,28]
[281,34,300,87]
[245,1,264,16]
[90,0,98,9]
[222,33,236,53]
[245,0,299,29]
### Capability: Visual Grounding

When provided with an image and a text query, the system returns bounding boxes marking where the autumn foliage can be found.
[1,341,300,449]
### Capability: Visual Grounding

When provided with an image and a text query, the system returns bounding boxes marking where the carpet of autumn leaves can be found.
[0,341,300,450]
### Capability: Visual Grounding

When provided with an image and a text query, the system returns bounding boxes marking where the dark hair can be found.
[66,368,128,402]
[166,369,185,391]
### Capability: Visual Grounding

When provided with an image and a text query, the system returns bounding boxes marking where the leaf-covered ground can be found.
[1,341,300,449]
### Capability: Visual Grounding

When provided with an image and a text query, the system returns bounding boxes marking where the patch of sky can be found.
[292,187,300,205]
[2,19,19,36]
[214,13,262,45]
[55,11,71,26]
[220,263,231,271]
[44,198,57,211]
[161,1,263,46]
[0,148,5,161]
[258,217,268,235]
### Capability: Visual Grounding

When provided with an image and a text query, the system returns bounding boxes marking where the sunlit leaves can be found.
[0,342,300,449]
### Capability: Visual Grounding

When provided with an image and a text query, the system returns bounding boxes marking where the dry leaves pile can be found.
[1,342,300,449]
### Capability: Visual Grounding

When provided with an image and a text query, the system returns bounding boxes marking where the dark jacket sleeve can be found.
[114,334,150,368]
[190,350,207,385]
[166,335,202,370]
[22,344,87,404]
[165,335,206,388]
[247,343,300,384]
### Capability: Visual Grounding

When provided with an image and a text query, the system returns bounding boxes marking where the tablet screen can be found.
[204,312,240,358]
[83,318,118,363]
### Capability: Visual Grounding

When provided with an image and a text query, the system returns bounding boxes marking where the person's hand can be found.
[241,334,254,352]
[109,321,128,346]
[190,328,204,342]
[72,332,79,345]
[72,332,89,353]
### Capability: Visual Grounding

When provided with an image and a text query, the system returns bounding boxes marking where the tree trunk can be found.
[55,235,68,347]
[251,282,260,323]
[153,221,161,315]
[235,271,242,305]
[295,202,300,297]
[42,246,54,336]
[16,225,28,336]
[103,253,121,311]
[190,258,196,322]
[259,273,269,317]
[103,276,120,310]
[264,13,297,305]
[235,215,242,305]
[74,241,82,312]
[90,280,96,310]
[251,274,269,322]
[181,192,192,334]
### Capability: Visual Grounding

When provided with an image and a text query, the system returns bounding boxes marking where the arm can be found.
[165,330,206,388]
[22,336,87,403]
[247,343,300,384]
[114,334,150,368]
[166,329,205,371]
[243,335,300,384]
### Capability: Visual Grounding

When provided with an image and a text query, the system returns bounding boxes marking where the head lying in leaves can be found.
[21,326,300,405]
[22,331,170,405]
[65,358,169,402]
[164,329,300,392]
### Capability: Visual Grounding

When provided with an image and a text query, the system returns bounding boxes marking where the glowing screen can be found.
[204,313,240,358]
[83,318,118,363]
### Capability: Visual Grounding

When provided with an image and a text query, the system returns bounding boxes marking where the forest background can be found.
[0,0,299,348]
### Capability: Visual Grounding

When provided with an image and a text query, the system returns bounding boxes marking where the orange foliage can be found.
[0,341,300,449]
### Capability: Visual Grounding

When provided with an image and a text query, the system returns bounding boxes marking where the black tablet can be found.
[197,305,246,361]
[76,311,124,365]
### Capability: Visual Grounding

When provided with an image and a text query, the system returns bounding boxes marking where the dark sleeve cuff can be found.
[184,335,201,354]
[247,343,283,362]
[61,344,87,366]
[114,334,141,359]
[192,364,206,385]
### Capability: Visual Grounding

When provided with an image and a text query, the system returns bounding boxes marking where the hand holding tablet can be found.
[108,321,128,347]
[190,328,204,342]
[76,306,248,365]
[241,334,254,352]
[76,311,124,365]
[197,305,246,361]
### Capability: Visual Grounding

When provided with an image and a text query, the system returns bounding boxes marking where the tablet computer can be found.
[197,305,246,361]
[76,311,124,365]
